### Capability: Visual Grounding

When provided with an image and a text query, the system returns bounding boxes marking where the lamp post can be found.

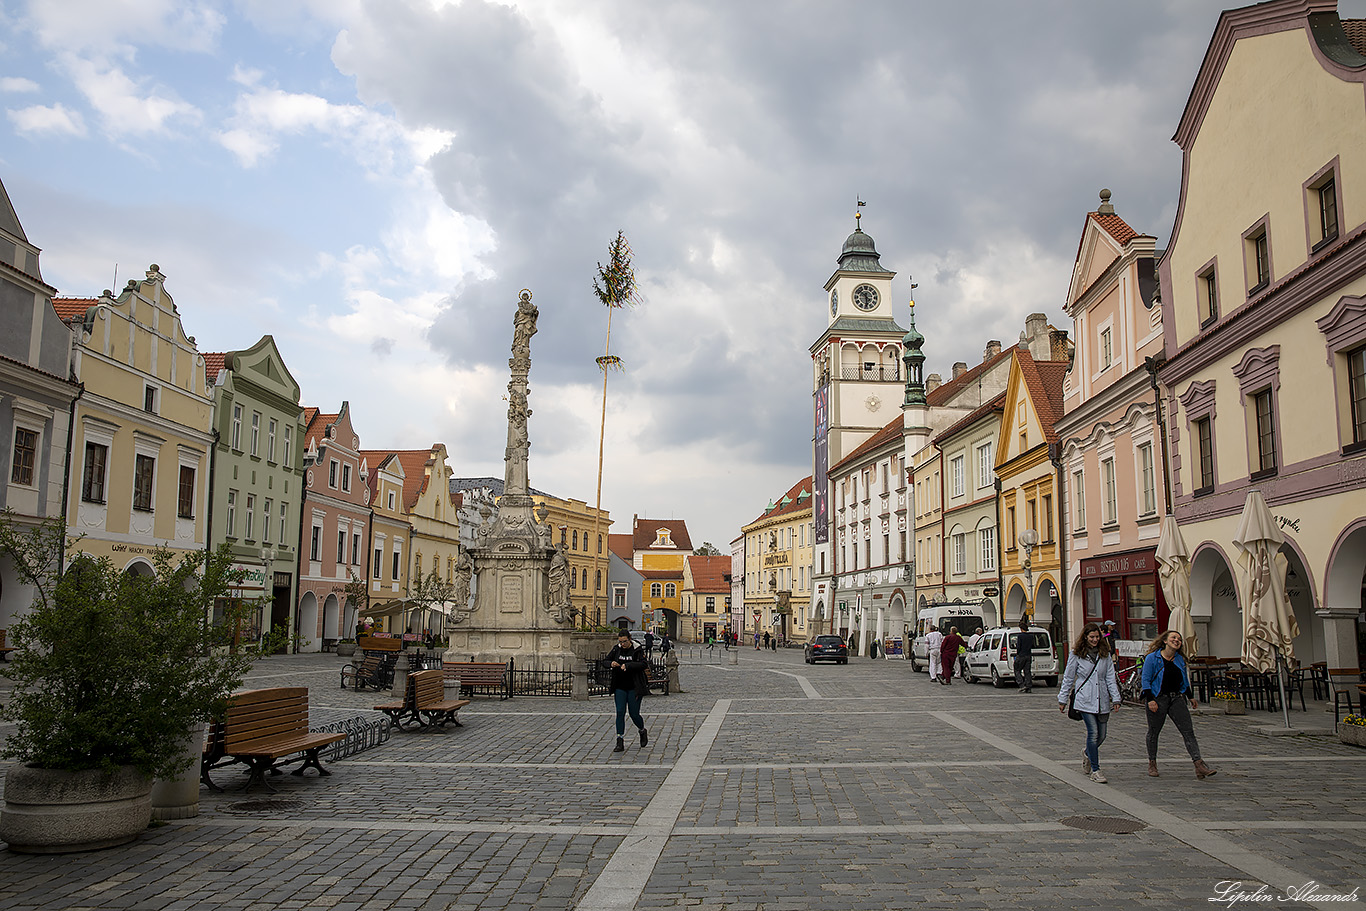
[1018,528,1039,623]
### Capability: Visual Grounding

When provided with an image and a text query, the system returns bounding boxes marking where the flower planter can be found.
[1338,724,1366,747]
[0,765,152,853]
[1211,697,1246,715]
[335,642,357,657]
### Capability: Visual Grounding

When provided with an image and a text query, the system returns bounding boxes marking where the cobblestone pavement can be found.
[2,648,1364,909]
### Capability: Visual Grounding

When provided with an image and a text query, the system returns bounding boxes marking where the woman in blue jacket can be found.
[1140,630,1216,779]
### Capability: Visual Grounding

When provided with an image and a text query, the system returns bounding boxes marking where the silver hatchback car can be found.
[964,626,1058,688]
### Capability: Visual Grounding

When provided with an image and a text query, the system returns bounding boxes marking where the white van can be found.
[909,604,987,673]
[964,626,1058,688]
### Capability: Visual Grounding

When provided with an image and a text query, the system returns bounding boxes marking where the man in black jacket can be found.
[1014,615,1034,693]
[604,631,649,752]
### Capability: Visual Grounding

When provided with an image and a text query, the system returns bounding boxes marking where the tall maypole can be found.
[589,232,643,627]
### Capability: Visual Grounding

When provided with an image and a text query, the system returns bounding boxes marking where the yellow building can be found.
[59,268,214,572]
[739,477,813,644]
[530,492,611,627]
[359,449,413,634]
[631,516,691,638]
[996,349,1069,638]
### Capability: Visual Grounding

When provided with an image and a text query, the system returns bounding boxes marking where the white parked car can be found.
[964,626,1058,688]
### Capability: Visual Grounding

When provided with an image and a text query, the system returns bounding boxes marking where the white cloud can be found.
[22,0,224,54]
[7,102,87,137]
[0,77,40,93]
[63,56,200,136]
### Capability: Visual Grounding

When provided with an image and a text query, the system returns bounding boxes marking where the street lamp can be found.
[1018,528,1039,622]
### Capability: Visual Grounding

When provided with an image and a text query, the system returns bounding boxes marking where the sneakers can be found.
[1082,754,1091,775]
[613,737,625,753]
[639,728,649,747]
[1089,770,1108,784]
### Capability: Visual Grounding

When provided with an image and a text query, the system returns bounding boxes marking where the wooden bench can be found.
[340,653,396,690]
[202,687,344,791]
[374,669,471,729]
[443,661,511,699]
[359,635,402,654]
[0,628,15,661]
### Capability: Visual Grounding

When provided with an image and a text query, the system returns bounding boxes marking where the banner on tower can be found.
[814,383,830,545]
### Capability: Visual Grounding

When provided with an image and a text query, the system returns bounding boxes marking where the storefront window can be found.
[1085,585,1102,620]
[1127,580,1158,642]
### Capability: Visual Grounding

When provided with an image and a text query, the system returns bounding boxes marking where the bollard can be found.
[666,651,683,693]
[572,660,589,701]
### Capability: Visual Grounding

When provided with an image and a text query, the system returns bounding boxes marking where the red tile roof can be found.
[1015,350,1069,445]
[632,517,693,553]
[1343,19,1366,55]
[389,448,439,511]
[639,568,683,580]
[608,533,634,562]
[927,343,1016,407]
[687,555,731,592]
[203,352,226,387]
[934,391,1007,445]
[831,415,901,474]
[303,409,337,449]
[52,297,96,323]
[1091,212,1139,247]
[746,475,813,525]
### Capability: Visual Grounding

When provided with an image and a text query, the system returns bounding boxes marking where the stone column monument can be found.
[446,290,576,667]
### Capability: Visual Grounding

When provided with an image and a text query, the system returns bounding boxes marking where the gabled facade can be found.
[360,450,413,625]
[935,393,1006,616]
[531,491,611,627]
[0,177,79,627]
[1157,0,1366,669]
[205,336,305,651]
[632,516,692,638]
[383,445,462,634]
[608,532,647,631]
[1056,193,1171,644]
[62,268,214,577]
[740,477,814,644]
[298,403,369,651]
[995,348,1069,637]
[683,554,733,644]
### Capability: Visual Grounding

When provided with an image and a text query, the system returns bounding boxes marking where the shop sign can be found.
[229,562,269,591]
[983,587,999,597]
[763,553,790,567]
[1080,550,1155,579]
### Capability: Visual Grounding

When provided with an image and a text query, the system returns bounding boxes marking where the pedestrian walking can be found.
[1058,622,1122,783]
[644,630,655,657]
[1014,615,1034,693]
[869,638,879,660]
[939,626,965,685]
[925,626,944,682]
[754,632,761,650]
[1141,630,1217,780]
[660,632,672,654]
[603,630,648,752]
[763,631,771,650]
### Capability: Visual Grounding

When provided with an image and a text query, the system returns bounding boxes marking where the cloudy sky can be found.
[3,0,1362,551]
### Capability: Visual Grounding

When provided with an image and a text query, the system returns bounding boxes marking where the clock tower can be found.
[809,213,908,613]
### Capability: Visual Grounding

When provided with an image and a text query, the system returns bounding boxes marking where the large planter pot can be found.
[1339,724,1366,747]
[150,722,207,821]
[1211,696,1246,715]
[1,765,152,854]
[335,642,357,657]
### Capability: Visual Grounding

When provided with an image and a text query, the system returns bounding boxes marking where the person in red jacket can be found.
[939,626,966,686]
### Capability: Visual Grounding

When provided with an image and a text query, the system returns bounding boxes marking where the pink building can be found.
[1056,192,1171,644]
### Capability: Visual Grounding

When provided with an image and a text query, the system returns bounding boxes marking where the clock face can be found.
[853,283,880,311]
[829,288,838,316]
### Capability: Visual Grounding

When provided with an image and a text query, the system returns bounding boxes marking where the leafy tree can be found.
[0,511,252,778]
[693,542,722,555]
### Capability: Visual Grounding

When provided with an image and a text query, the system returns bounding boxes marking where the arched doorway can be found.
[1278,538,1322,666]
[321,593,340,650]
[1005,583,1028,624]
[1191,544,1239,658]
[298,591,319,651]
[124,559,154,578]
[1324,521,1366,670]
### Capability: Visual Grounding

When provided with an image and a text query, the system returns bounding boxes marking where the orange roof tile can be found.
[632,517,693,553]
[203,352,226,387]
[934,391,1007,445]
[389,448,439,511]
[1091,212,1139,247]
[1015,350,1069,445]
[608,533,634,562]
[52,297,96,323]
[303,409,338,448]
[831,415,901,474]
[1343,19,1366,56]
[746,475,813,525]
[687,555,731,592]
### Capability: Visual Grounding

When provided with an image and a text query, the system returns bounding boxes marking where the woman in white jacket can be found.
[1058,622,1123,783]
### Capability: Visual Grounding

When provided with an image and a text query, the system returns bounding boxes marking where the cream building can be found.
[1157,0,1366,669]
[740,477,814,644]
[934,393,1005,621]
[530,492,611,627]
[359,450,413,632]
[60,268,214,574]
[388,445,462,634]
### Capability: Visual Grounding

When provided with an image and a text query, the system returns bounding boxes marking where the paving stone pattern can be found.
[1,650,1364,909]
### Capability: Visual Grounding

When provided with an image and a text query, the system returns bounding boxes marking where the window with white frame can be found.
[650,582,662,597]
[250,412,260,456]
[373,544,383,578]
[352,531,361,565]
[337,528,346,563]
[951,455,964,497]
[613,585,627,608]
[979,525,996,573]
[952,533,965,575]
[133,454,155,512]
[263,499,272,542]
[665,583,676,597]
[81,441,108,503]
[342,463,351,492]
[282,425,292,466]
[329,459,338,488]
[1138,443,1156,516]
[245,494,255,540]
[310,525,321,561]
[231,405,242,450]
[1101,327,1113,369]
[976,442,993,488]
[1102,457,1117,526]
[706,596,715,612]
[226,490,237,537]
[10,426,37,486]
[279,502,287,547]
[392,546,401,580]
[267,419,277,462]
[1073,469,1086,530]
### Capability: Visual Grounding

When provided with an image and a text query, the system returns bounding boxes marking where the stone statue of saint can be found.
[451,550,473,616]
[547,545,570,612]
[512,292,538,354]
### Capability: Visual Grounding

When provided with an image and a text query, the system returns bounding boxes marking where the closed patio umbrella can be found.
[1156,515,1197,656]
[1233,490,1297,727]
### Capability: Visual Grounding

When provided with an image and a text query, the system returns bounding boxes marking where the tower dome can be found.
[837,228,894,274]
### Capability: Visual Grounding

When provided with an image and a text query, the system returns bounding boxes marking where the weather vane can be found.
[855,197,866,226]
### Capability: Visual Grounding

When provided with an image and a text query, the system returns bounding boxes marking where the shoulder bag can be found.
[1067,659,1100,721]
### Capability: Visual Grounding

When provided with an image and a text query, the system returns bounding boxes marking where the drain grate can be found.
[1060,815,1148,835]
[223,798,306,815]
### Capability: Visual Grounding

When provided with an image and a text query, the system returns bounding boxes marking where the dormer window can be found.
[654,528,673,547]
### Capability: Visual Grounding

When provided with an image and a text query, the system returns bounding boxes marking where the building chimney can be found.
[1026,313,1051,361]
[984,340,1002,362]
[952,361,967,380]
[926,373,942,393]
[1050,329,1071,362]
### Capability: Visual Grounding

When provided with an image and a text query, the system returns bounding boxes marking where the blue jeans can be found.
[614,688,644,736]
[1081,711,1110,770]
